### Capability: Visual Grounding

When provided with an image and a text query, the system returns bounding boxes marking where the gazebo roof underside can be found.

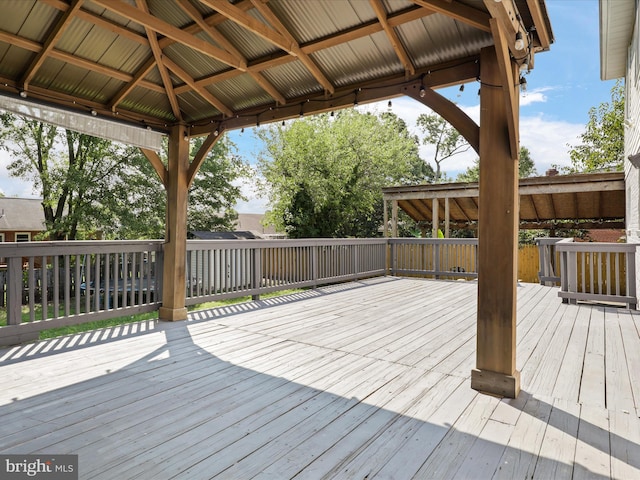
[382,172,626,230]
[0,0,552,137]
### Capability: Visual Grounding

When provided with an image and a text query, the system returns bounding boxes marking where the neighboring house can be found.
[235,213,285,239]
[0,198,45,242]
[600,0,640,296]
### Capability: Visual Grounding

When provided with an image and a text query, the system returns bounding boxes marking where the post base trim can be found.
[471,368,521,398]
[159,307,188,322]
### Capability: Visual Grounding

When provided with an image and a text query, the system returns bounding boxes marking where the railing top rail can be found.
[186,238,388,249]
[535,237,565,246]
[387,238,478,245]
[0,240,164,257]
[555,238,636,253]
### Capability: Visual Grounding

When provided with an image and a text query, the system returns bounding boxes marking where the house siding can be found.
[625,5,640,303]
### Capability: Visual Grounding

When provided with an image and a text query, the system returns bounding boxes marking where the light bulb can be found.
[515,32,525,51]
[419,85,426,98]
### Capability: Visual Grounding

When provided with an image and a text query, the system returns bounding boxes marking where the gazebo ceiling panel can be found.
[383,173,624,229]
[0,0,553,135]
[401,13,492,67]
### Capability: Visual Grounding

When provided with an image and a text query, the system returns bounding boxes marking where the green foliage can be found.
[416,111,470,182]
[106,136,249,239]
[566,80,624,173]
[456,146,538,182]
[0,115,249,239]
[257,110,433,238]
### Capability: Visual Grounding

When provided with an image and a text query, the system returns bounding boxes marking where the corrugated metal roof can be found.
[0,0,553,134]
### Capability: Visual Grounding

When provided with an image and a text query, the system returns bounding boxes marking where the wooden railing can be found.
[6,236,622,347]
[185,238,387,305]
[535,237,563,285]
[389,238,478,279]
[0,240,164,345]
[556,238,637,309]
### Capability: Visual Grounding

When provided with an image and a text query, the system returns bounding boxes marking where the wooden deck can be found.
[1,277,639,479]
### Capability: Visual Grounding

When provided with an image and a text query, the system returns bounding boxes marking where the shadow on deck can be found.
[1,277,639,479]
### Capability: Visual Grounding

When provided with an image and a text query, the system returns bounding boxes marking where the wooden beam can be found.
[159,125,189,322]
[471,46,520,398]
[109,58,156,112]
[21,0,83,90]
[136,0,182,121]
[484,0,530,65]
[370,0,415,75]
[406,85,480,154]
[247,0,335,94]
[92,0,246,70]
[162,57,234,118]
[526,0,552,51]
[432,198,439,238]
[489,18,519,158]
[191,58,480,135]
[140,148,167,187]
[187,128,225,187]
[412,0,491,32]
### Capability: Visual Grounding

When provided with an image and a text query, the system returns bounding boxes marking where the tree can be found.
[257,110,432,238]
[566,79,624,173]
[0,115,129,239]
[0,114,249,239]
[106,136,249,239]
[456,146,538,182]
[416,112,470,182]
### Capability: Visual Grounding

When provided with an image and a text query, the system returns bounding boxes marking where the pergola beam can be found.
[370,0,416,76]
[412,0,491,32]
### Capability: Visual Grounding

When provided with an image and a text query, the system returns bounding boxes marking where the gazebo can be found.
[0,0,553,398]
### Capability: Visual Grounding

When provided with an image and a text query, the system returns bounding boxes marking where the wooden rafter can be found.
[176,0,286,106]
[21,0,83,90]
[526,0,552,51]
[92,0,246,70]
[412,0,491,32]
[245,0,335,94]
[135,0,182,121]
[109,58,156,112]
[369,0,415,75]
[162,57,233,118]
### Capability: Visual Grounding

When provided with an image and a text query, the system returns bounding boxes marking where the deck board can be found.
[1,277,639,479]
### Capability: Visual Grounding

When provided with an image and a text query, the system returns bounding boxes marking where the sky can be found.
[0,0,619,215]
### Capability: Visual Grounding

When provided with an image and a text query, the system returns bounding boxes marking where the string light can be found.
[419,85,426,98]
[519,76,527,92]
[515,31,525,51]
[19,90,27,98]
[387,100,392,109]
[90,109,97,116]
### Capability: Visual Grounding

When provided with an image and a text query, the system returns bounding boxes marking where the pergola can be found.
[383,171,626,236]
[0,0,553,398]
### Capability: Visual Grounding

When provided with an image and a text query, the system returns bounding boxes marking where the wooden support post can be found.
[444,197,450,238]
[471,46,521,398]
[159,125,189,321]
[392,200,398,237]
[383,199,389,237]
[432,198,439,238]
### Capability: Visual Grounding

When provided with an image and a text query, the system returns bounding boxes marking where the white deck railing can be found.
[535,237,563,285]
[0,237,502,346]
[0,240,164,345]
[184,238,387,305]
[556,238,637,309]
